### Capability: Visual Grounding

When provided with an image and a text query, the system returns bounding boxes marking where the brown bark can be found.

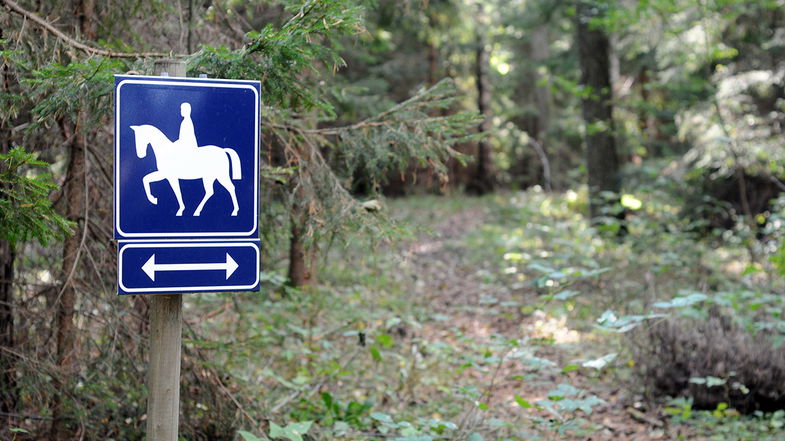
[576,0,620,219]
[427,43,438,87]
[287,217,317,287]
[77,0,97,40]
[467,25,495,194]
[187,0,194,53]
[50,119,85,440]
[49,4,97,435]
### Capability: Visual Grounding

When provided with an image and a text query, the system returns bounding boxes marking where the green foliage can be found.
[237,430,263,441]
[664,398,785,441]
[0,40,25,125]
[329,78,480,182]
[24,58,125,127]
[192,0,364,112]
[260,78,480,248]
[269,420,314,441]
[652,292,708,309]
[537,383,605,416]
[318,392,373,427]
[0,146,74,249]
[189,0,481,256]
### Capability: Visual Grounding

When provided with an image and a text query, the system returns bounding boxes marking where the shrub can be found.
[630,308,785,413]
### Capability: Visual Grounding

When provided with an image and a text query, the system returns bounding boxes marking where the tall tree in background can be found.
[49,116,85,438]
[49,0,94,434]
[0,166,13,432]
[0,25,16,430]
[576,0,620,218]
[467,4,495,194]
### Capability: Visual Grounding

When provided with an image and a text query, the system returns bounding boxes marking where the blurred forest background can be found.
[4,0,785,440]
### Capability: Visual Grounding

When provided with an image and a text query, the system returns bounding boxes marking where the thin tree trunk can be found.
[0,240,14,430]
[187,0,194,54]
[77,0,97,40]
[427,43,438,87]
[468,22,495,194]
[530,26,551,140]
[0,26,18,431]
[576,0,620,219]
[50,118,85,439]
[50,3,96,435]
[288,217,317,287]
[527,26,552,190]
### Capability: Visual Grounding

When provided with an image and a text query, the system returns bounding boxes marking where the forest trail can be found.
[401,202,695,441]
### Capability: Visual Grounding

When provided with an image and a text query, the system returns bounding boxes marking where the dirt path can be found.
[402,205,689,441]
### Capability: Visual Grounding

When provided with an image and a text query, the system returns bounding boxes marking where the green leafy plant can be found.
[0,146,74,248]
[239,420,313,441]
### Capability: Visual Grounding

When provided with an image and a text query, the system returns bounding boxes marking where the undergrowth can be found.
[181,188,785,441]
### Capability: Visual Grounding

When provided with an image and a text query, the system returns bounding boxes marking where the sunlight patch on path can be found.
[526,310,582,344]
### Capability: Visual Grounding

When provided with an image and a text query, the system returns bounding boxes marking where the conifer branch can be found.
[2,0,177,59]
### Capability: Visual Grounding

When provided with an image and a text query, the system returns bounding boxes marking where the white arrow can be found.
[142,253,239,281]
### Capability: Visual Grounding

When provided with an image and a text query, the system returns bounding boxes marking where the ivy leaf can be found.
[562,364,580,373]
[238,430,263,441]
[269,422,286,439]
[467,433,484,441]
[370,346,382,362]
[554,290,580,300]
[582,353,617,370]
[559,396,605,414]
[370,412,393,424]
[376,333,394,347]
[653,292,708,309]
[269,421,313,441]
[547,383,580,400]
[514,395,533,408]
[595,310,666,333]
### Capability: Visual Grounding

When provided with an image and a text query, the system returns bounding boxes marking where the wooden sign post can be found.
[115,58,260,440]
[146,60,186,441]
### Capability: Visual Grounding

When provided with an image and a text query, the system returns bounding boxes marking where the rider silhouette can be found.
[174,102,198,152]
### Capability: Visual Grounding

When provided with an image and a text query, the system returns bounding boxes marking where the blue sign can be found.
[114,76,260,239]
[118,241,260,294]
[114,75,261,295]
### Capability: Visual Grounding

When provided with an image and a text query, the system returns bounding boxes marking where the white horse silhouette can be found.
[129,124,241,217]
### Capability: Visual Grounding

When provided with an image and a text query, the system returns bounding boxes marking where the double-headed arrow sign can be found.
[118,242,259,294]
[142,253,239,281]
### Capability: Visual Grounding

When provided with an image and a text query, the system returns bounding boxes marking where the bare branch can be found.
[2,0,181,59]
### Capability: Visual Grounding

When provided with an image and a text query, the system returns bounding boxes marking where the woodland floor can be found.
[395,198,698,441]
[211,192,785,441]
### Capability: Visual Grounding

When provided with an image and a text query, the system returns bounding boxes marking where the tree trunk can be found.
[576,0,620,219]
[49,3,99,432]
[468,23,495,194]
[288,216,317,288]
[77,0,97,40]
[0,27,18,431]
[427,43,438,87]
[0,240,14,430]
[517,25,553,190]
[50,118,85,439]
[530,26,551,142]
